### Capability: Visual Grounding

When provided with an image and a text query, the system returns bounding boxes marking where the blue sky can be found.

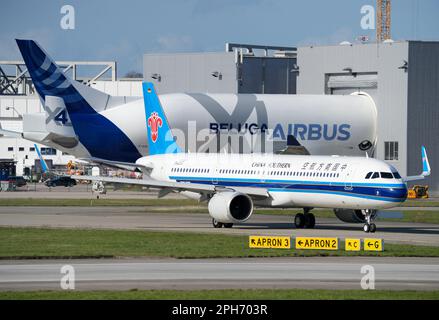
[1,0,438,76]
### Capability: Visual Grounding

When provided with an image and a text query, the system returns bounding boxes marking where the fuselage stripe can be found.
[168,175,407,203]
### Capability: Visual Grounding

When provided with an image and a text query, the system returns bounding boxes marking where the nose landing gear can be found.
[362,209,377,233]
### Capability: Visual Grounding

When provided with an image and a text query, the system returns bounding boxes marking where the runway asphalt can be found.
[0,206,438,246]
[1,257,438,291]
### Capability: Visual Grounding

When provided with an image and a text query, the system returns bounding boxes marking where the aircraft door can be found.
[344,165,356,191]
[211,160,219,185]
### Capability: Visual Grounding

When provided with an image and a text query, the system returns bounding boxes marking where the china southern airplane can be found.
[72,83,431,233]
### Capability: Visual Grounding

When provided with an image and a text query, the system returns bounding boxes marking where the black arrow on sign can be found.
[367,241,373,248]
[298,240,303,246]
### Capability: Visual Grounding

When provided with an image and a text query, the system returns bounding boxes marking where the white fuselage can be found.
[137,153,408,210]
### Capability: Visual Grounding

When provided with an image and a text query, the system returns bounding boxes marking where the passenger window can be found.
[365,172,372,179]
[380,172,393,179]
[371,172,379,179]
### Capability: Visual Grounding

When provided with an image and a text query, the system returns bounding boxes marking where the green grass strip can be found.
[0,289,438,300]
[0,227,438,259]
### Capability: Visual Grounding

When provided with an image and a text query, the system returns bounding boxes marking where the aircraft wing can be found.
[77,157,154,172]
[70,175,269,198]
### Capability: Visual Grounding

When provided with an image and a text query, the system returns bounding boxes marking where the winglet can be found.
[34,144,49,174]
[421,145,431,177]
[142,82,181,155]
[403,146,431,182]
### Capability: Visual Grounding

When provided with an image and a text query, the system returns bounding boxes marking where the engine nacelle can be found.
[208,192,253,223]
[333,209,365,223]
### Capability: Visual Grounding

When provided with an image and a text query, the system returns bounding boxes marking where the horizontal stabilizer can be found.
[0,128,22,138]
[277,135,310,155]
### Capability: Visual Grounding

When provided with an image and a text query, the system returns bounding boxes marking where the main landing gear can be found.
[212,218,233,229]
[362,209,377,233]
[294,209,315,229]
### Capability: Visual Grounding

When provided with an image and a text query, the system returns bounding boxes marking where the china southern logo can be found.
[147,112,163,143]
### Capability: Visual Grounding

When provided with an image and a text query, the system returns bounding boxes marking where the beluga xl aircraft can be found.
[70,82,431,233]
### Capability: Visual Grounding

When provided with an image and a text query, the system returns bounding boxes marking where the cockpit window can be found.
[365,172,372,179]
[392,172,401,179]
[380,172,393,179]
[371,172,379,179]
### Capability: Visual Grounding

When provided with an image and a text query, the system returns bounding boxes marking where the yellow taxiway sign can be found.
[364,238,384,251]
[345,238,361,251]
[249,236,291,249]
[295,237,338,250]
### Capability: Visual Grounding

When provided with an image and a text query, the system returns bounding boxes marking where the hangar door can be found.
[326,73,377,96]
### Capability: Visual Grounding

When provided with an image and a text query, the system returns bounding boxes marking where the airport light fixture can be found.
[5,106,23,119]
[398,60,408,72]
[290,64,300,73]
[342,67,357,77]
[211,71,222,80]
[151,73,161,82]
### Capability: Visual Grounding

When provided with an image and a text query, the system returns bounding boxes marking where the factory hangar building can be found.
[0,41,438,194]
[143,41,439,194]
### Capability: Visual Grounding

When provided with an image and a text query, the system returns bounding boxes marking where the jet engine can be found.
[333,209,366,223]
[208,192,253,223]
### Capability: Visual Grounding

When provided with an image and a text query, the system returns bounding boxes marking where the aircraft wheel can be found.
[223,223,234,228]
[305,213,316,229]
[363,224,370,233]
[212,219,223,228]
[294,213,306,228]
[369,223,377,233]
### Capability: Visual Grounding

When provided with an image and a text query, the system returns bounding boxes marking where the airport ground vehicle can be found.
[7,176,27,187]
[407,185,429,199]
[44,176,76,187]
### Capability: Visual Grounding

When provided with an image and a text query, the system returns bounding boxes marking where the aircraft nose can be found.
[392,183,408,202]
[385,183,407,202]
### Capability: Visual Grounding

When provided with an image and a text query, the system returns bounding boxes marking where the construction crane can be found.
[376,0,391,42]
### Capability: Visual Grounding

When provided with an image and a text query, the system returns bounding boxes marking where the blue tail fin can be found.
[143,82,181,155]
[34,144,49,174]
[16,39,141,163]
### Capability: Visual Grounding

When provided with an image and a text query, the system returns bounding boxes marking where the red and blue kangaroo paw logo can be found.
[147,112,163,143]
